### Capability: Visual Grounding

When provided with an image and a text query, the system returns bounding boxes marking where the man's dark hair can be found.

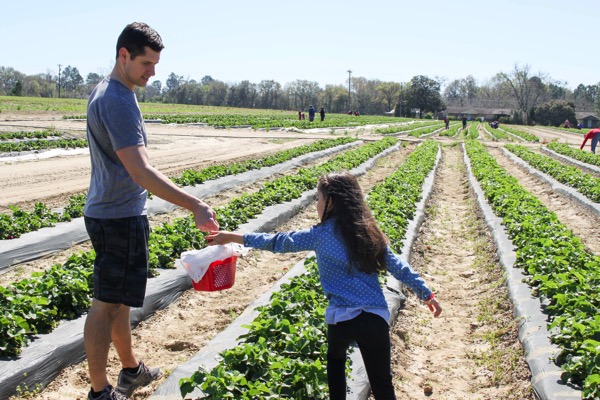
[116,22,164,60]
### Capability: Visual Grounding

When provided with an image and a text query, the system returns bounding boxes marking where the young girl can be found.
[207,172,442,400]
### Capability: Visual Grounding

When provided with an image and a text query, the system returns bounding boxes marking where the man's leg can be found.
[84,299,123,392]
[111,304,138,369]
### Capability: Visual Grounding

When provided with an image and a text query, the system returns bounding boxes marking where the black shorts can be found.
[84,215,150,308]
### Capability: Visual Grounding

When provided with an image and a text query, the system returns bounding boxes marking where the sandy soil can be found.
[0,119,343,211]
[2,117,595,399]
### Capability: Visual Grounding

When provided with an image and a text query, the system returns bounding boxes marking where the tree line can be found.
[1,64,598,126]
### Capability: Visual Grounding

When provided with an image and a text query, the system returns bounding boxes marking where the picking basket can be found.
[192,256,237,292]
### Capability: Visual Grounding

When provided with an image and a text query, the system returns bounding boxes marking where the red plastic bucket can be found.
[193,256,237,292]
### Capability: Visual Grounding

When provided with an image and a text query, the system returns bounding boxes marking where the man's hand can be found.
[192,202,219,232]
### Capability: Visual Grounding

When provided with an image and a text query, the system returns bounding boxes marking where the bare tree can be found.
[498,64,548,123]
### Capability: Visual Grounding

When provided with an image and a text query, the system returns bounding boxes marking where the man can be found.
[580,128,600,154]
[84,22,219,400]
[308,105,316,122]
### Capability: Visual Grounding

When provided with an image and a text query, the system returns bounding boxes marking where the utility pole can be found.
[399,82,403,117]
[57,64,62,98]
[347,69,352,111]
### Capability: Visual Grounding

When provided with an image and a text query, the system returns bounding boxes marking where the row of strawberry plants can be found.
[0,130,62,140]
[499,126,539,142]
[64,113,405,130]
[485,125,511,141]
[0,138,356,240]
[172,137,356,186]
[0,137,88,153]
[179,139,439,398]
[367,140,439,248]
[405,123,445,138]
[546,142,600,168]
[438,123,461,138]
[505,144,600,203]
[465,122,479,139]
[0,195,86,240]
[374,121,440,135]
[465,140,600,399]
[0,138,396,357]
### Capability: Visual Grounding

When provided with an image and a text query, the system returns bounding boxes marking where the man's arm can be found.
[116,144,218,231]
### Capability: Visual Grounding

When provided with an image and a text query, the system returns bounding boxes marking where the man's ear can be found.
[117,47,129,64]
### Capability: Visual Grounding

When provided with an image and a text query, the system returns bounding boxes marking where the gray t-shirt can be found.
[84,78,148,218]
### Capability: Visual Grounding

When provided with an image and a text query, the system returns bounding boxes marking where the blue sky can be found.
[3,0,598,90]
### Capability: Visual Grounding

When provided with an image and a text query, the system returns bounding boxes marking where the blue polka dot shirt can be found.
[243,218,433,324]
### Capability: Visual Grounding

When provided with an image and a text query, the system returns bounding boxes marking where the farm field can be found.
[0,107,597,399]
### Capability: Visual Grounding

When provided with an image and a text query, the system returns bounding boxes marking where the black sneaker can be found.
[115,361,163,397]
[88,385,129,400]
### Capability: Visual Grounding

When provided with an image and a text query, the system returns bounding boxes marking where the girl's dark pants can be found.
[327,311,396,400]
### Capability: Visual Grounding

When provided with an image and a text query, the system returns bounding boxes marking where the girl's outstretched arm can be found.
[206,231,243,246]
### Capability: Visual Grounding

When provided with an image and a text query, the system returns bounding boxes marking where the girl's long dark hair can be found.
[318,172,388,274]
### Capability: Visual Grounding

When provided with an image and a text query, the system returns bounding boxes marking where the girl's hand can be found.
[426,298,442,318]
[206,231,243,246]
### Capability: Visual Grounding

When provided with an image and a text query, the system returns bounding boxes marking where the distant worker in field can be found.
[83,22,219,400]
[580,128,600,154]
[308,105,316,122]
[481,116,485,124]
[564,119,571,128]
[320,107,326,121]
[462,115,467,129]
[298,111,302,121]
[354,110,360,116]
[577,122,582,130]
[444,115,449,130]
[206,172,442,400]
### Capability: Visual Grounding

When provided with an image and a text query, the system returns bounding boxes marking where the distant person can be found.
[301,113,306,120]
[490,120,499,129]
[444,116,449,130]
[83,22,219,400]
[564,119,571,128]
[298,111,302,121]
[354,110,360,116]
[348,110,353,115]
[481,116,485,124]
[308,105,316,122]
[462,115,467,129]
[206,172,442,400]
[320,107,326,122]
[580,128,600,154]
[577,122,582,130]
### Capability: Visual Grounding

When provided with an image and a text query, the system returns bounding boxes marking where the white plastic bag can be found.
[179,243,248,283]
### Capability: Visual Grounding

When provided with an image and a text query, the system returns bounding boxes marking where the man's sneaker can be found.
[88,385,129,400]
[116,361,163,397]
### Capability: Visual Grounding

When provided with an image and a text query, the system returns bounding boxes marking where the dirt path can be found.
[386,144,533,399]
[0,118,350,211]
